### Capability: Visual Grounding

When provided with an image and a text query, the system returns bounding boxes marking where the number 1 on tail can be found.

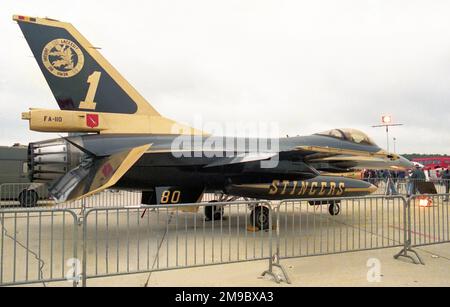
[79,71,101,110]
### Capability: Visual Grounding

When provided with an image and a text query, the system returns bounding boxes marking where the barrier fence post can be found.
[394,196,424,264]
[263,202,290,284]
[82,209,89,287]
[72,212,79,288]
[261,203,277,282]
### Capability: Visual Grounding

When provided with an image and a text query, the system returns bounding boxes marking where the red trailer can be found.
[413,157,450,171]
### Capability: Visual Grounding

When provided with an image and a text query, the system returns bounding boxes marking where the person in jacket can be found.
[408,165,426,196]
[442,166,450,201]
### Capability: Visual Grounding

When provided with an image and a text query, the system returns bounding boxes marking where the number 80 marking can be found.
[161,190,181,204]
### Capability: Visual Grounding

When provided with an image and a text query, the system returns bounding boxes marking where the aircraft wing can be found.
[295,145,412,171]
[296,145,400,161]
[50,144,151,202]
[308,154,411,171]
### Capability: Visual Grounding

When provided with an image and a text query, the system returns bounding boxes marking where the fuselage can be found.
[29,131,411,203]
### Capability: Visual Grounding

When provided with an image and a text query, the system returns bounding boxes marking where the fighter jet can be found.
[13,15,412,225]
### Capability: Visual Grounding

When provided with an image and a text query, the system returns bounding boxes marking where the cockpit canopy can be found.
[316,128,377,146]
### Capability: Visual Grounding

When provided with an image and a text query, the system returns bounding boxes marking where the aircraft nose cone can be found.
[399,156,414,170]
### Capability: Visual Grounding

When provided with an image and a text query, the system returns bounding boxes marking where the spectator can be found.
[392,171,398,184]
[386,170,398,195]
[442,166,450,201]
[408,165,426,196]
[371,170,379,186]
[363,169,370,182]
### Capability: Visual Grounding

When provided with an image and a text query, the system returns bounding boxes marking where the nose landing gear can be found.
[328,202,341,216]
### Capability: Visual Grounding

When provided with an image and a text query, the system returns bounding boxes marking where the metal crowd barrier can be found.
[0,183,51,208]
[360,178,450,197]
[60,192,221,210]
[0,208,78,287]
[267,196,410,283]
[366,178,450,196]
[274,196,407,259]
[81,201,276,286]
[2,181,448,208]
[0,185,223,211]
[0,192,449,287]
[409,194,450,247]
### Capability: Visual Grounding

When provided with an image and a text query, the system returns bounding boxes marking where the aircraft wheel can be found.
[250,206,270,230]
[329,202,341,216]
[204,201,224,221]
[18,190,38,208]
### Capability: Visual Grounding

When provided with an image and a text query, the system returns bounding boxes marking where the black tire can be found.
[18,190,38,208]
[250,206,270,230]
[328,202,341,216]
[204,201,224,221]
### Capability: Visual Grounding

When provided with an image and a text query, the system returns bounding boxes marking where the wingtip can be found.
[13,15,37,22]
[13,14,61,24]
[368,184,378,194]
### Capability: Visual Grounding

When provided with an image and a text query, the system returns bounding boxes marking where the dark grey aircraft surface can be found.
[14,15,412,226]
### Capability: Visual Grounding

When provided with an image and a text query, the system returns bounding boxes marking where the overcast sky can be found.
[1,0,450,154]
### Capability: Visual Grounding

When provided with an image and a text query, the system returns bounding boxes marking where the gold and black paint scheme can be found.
[15,15,413,205]
[225,176,376,200]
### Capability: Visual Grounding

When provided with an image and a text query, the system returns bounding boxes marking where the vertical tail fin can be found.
[14,15,159,116]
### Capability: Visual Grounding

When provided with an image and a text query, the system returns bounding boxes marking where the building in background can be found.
[0,144,48,206]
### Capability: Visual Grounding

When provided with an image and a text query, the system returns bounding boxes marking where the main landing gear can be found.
[204,200,224,221]
[204,194,271,230]
[18,189,39,208]
[250,205,270,230]
[308,200,341,216]
[204,194,241,221]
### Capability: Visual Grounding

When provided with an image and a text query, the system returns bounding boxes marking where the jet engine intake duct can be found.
[28,139,74,183]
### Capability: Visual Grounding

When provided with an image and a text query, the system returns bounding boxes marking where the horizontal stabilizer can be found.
[50,144,150,202]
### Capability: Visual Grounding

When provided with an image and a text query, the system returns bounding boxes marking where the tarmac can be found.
[84,243,450,287]
[15,242,450,287]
